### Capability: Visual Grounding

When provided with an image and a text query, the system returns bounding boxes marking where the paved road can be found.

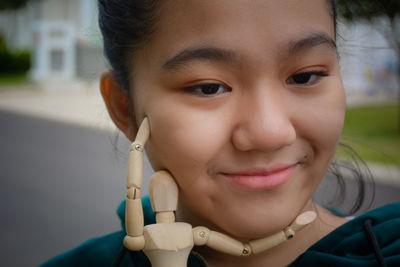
[1,111,399,266]
[0,111,153,267]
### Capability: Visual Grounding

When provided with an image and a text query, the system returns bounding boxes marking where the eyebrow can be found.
[162,46,238,70]
[162,32,336,70]
[286,32,336,57]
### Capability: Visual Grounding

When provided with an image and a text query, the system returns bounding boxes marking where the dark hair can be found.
[98,0,373,215]
[99,0,338,90]
[98,0,160,90]
[321,143,375,215]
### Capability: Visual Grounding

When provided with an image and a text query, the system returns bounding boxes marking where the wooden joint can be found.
[284,226,295,240]
[124,235,145,251]
[130,141,144,152]
[156,211,175,223]
[127,187,141,200]
[193,226,210,246]
[242,244,252,256]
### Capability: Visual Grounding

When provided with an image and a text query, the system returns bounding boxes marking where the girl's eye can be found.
[286,71,328,86]
[183,83,231,96]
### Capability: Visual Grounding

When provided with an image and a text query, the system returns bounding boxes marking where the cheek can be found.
[144,102,230,177]
[295,84,345,157]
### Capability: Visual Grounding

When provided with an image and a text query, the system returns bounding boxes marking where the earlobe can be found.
[100,71,138,140]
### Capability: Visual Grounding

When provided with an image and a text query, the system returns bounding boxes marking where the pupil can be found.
[293,73,311,84]
[202,84,219,94]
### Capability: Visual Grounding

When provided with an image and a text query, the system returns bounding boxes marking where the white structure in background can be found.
[338,20,398,102]
[31,22,76,80]
[0,1,398,97]
[0,0,104,86]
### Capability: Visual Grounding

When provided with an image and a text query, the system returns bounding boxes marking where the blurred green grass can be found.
[338,104,400,166]
[0,72,28,86]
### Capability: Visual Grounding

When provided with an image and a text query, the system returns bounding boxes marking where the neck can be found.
[181,202,347,267]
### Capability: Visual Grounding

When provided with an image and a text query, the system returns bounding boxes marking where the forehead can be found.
[134,0,334,70]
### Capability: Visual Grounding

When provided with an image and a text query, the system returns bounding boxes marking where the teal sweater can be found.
[41,197,400,266]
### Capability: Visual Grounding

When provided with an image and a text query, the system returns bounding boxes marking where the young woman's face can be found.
[129,0,345,239]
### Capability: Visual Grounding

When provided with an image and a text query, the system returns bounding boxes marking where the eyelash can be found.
[183,83,231,97]
[286,71,328,86]
[182,71,328,97]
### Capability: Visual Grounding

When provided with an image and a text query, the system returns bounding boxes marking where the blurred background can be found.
[0,0,399,266]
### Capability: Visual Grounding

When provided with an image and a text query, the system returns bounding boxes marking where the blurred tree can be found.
[337,0,400,131]
[0,0,34,72]
[0,0,32,10]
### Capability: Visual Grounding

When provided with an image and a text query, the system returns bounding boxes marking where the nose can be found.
[231,89,296,152]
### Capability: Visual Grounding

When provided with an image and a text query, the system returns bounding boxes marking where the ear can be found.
[100,71,138,141]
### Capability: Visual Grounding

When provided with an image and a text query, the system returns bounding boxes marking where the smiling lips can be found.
[220,164,298,190]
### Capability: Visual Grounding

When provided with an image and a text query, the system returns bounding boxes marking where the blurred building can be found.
[0,2,398,98]
[0,0,106,82]
[338,20,399,101]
